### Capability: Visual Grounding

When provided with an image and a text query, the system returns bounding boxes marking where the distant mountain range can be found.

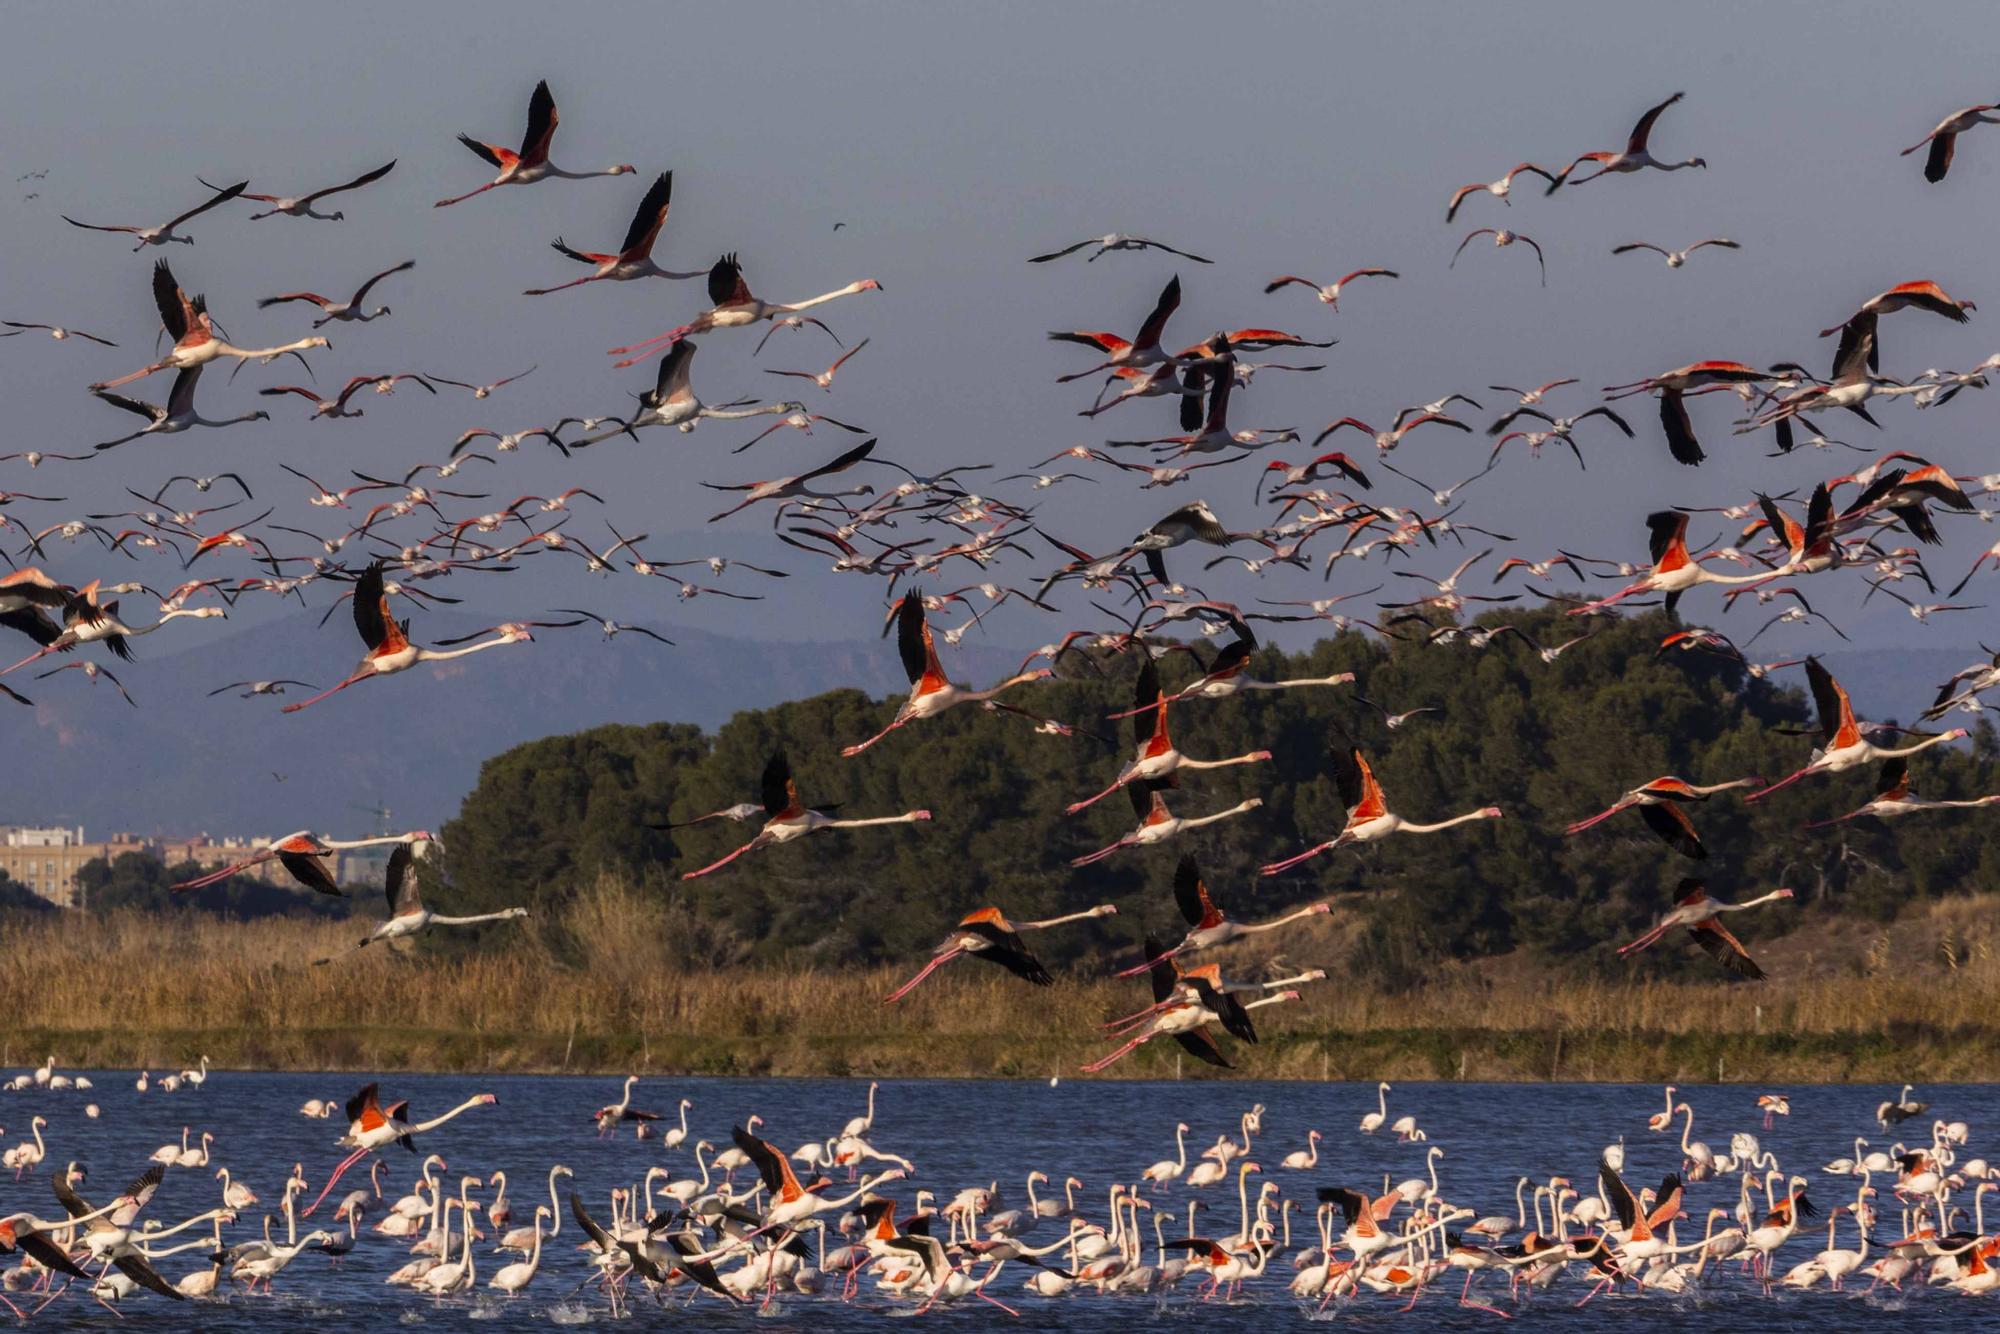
[6,610,1975,835]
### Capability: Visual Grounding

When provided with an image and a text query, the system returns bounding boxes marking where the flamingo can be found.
[1046,275,1184,381]
[1081,940,1278,1073]
[261,374,435,420]
[591,1076,661,1136]
[313,838,528,963]
[1263,268,1399,310]
[1563,774,1765,859]
[883,903,1116,1003]
[765,337,872,392]
[703,436,881,523]
[1105,632,1355,714]
[424,365,537,399]
[1445,163,1558,220]
[1259,739,1501,876]
[1065,656,1272,812]
[1804,755,2000,826]
[173,827,427,895]
[1903,103,2000,181]
[1748,658,1969,802]
[525,171,704,293]
[1568,510,1779,615]
[1070,780,1263,869]
[1117,855,1328,976]
[280,562,530,713]
[434,79,634,207]
[1028,233,1211,263]
[679,751,931,880]
[1548,92,1706,188]
[1359,1083,1391,1135]
[488,1205,548,1293]
[609,252,880,365]
[1312,410,1472,454]
[63,179,247,248]
[1450,228,1546,285]
[0,320,116,345]
[1601,360,1772,465]
[92,261,328,390]
[0,584,224,678]
[257,259,414,326]
[1280,1131,1322,1171]
[1143,1126,1192,1190]
[1612,238,1740,268]
[841,591,1051,755]
[1615,877,1795,979]
[303,1083,498,1217]
[212,159,396,220]
[90,366,270,450]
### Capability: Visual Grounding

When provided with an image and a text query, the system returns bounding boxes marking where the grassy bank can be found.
[5,882,1997,1082]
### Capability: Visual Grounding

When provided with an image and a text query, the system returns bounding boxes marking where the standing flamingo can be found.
[679,752,931,880]
[843,591,1051,755]
[608,252,880,365]
[1747,658,1968,801]
[434,80,634,208]
[280,562,530,713]
[1260,739,1501,876]
[883,903,1117,1003]
[525,172,703,293]
[1067,656,1271,812]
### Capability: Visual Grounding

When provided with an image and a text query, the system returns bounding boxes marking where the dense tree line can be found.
[440,606,2000,984]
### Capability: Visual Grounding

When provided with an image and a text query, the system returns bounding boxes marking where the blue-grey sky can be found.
[6,2,1999,828]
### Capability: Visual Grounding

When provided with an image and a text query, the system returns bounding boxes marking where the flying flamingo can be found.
[842,591,1050,755]
[1312,411,1472,454]
[608,252,881,366]
[1450,229,1545,285]
[679,751,931,880]
[1255,452,1372,501]
[1445,164,1558,221]
[1547,91,1706,188]
[302,1083,498,1216]
[279,561,530,713]
[765,338,872,392]
[63,179,247,248]
[1067,655,1271,812]
[1259,739,1500,876]
[1105,634,1356,716]
[206,159,396,220]
[1028,233,1211,263]
[882,903,1118,1003]
[580,340,805,445]
[1046,275,1184,381]
[1262,269,1399,310]
[1117,854,1329,976]
[424,366,536,399]
[1563,775,1765,860]
[0,583,223,677]
[704,437,881,524]
[261,374,436,420]
[316,840,528,964]
[172,827,426,896]
[92,261,328,390]
[1903,104,2000,181]
[1070,779,1263,868]
[525,171,703,293]
[1616,878,1795,979]
[1747,658,1968,802]
[434,79,635,208]
[257,259,415,326]
[1567,511,1778,616]
[1612,238,1740,268]
[1804,756,2000,826]
[0,320,116,346]
[1601,360,1771,466]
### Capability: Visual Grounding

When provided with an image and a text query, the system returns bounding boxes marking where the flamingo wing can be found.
[1688,918,1765,980]
[1803,656,1858,748]
[151,260,192,341]
[351,561,393,652]
[1133,275,1182,352]
[708,252,751,307]
[959,916,1054,985]
[519,79,559,162]
[1626,90,1685,154]
[1636,801,1706,860]
[1172,1025,1233,1069]
[383,843,421,915]
[455,135,511,169]
[1173,853,1224,930]
[620,171,673,256]
[277,848,343,897]
[760,751,802,820]
[1598,1157,1642,1232]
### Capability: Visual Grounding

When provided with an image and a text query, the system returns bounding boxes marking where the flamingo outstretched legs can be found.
[302,1145,374,1216]
[680,836,769,881]
[882,946,967,1004]
[280,671,373,714]
[1258,840,1337,877]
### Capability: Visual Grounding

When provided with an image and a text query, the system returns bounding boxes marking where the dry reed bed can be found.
[3,883,1994,1081]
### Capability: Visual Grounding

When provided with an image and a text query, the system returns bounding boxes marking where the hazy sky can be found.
[6,2,2000,825]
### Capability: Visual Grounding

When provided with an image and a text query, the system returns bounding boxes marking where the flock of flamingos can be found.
[3,71,2000,1315]
[0,1066,1993,1313]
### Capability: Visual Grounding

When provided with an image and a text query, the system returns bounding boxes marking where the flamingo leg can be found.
[523,274,604,297]
[173,852,273,891]
[975,1288,1021,1316]
[280,672,369,714]
[1258,841,1334,877]
[1563,803,1634,835]
[1113,942,1185,980]
[302,1146,372,1216]
[434,181,501,208]
[611,327,696,368]
[841,716,906,758]
[1615,923,1674,955]
[1064,774,1132,815]
[679,836,764,881]
[1080,1033,1149,1074]
[0,643,63,678]
[1068,837,1131,868]
[882,947,965,1005]
[1743,766,1815,803]
[89,362,169,391]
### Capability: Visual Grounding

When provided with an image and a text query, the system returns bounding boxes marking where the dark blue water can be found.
[1,1073,1995,1327]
